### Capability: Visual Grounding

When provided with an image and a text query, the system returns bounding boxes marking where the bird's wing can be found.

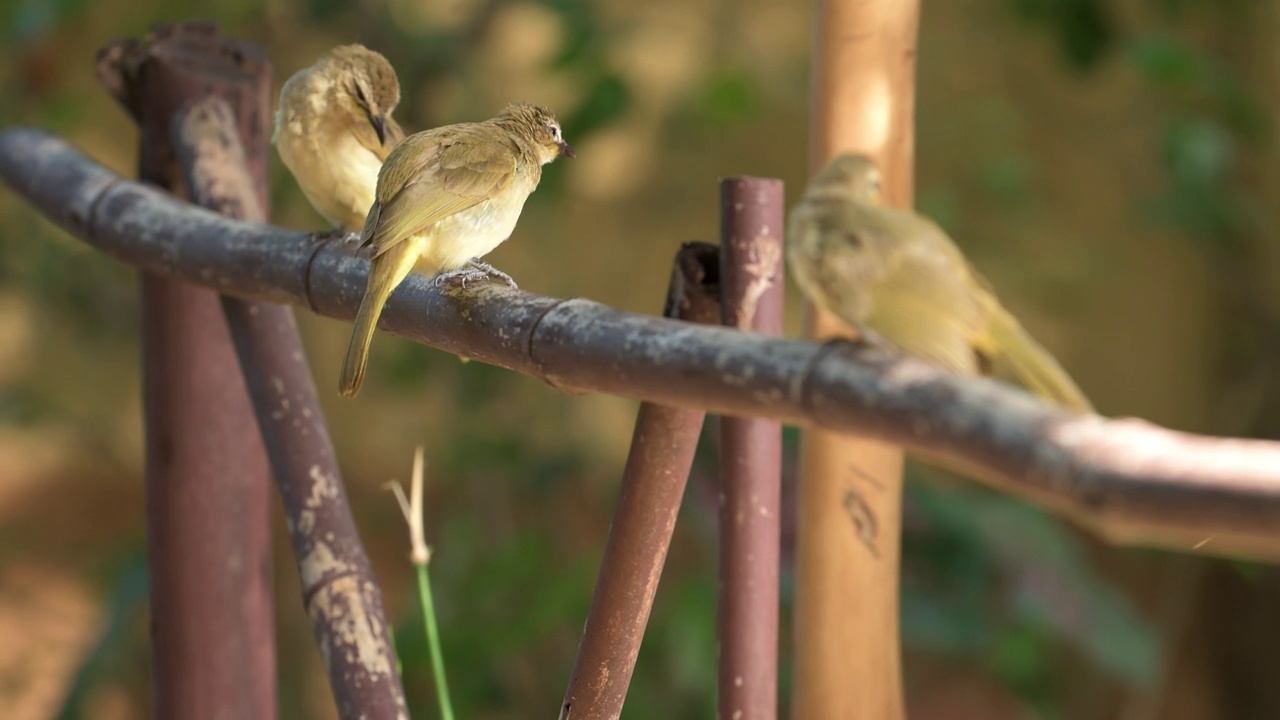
[964,263,1093,412]
[363,130,518,256]
[852,210,988,375]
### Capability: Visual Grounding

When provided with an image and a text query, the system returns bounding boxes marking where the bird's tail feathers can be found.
[986,309,1094,413]
[338,239,422,397]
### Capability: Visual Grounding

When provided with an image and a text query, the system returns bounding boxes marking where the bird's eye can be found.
[353,84,368,106]
[548,124,560,139]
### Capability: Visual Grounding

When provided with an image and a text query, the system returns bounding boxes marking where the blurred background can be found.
[1,0,1279,717]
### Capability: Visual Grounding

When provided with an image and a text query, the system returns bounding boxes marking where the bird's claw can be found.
[432,261,518,290]
[467,259,518,289]
[432,267,494,290]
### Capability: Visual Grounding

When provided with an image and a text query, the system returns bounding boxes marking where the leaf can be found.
[903,477,1161,688]
[970,498,1161,687]
[979,153,1035,210]
[561,72,631,140]
[1161,116,1234,185]
[695,69,758,125]
[536,0,599,69]
[1009,0,1114,71]
[54,552,149,720]
[1127,34,1203,89]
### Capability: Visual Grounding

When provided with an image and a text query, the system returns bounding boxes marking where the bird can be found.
[273,44,405,233]
[787,153,1094,413]
[338,102,574,397]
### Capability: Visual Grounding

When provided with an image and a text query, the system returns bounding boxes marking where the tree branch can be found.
[3,126,1280,561]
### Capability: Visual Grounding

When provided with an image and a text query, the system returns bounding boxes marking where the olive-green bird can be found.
[273,44,405,232]
[338,102,574,397]
[787,153,1093,412]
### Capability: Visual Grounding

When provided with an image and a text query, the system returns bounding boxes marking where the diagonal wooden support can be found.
[560,242,721,719]
[174,95,408,720]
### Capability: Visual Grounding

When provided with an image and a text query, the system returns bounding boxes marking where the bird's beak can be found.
[558,140,575,159]
[371,115,389,146]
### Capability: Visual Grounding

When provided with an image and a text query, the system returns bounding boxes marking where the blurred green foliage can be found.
[904,473,1160,712]
[1,0,1278,717]
[53,553,148,720]
[1009,0,1114,71]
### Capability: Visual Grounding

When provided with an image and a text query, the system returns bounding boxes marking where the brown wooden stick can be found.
[173,96,408,720]
[3,128,1280,563]
[93,23,277,719]
[717,178,784,720]
[559,243,721,719]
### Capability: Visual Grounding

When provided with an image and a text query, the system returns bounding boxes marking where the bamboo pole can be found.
[794,1,921,717]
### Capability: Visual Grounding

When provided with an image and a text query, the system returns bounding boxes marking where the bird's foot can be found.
[433,261,518,291]
[467,259,518,288]
[433,267,486,290]
[432,266,494,290]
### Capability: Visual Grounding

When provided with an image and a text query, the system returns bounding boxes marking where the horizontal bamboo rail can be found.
[3,127,1280,561]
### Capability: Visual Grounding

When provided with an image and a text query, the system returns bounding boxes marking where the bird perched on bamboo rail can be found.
[273,44,405,233]
[338,102,574,397]
[788,153,1094,413]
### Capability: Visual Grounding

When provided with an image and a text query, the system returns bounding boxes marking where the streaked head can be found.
[325,44,401,145]
[812,153,883,205]
[498,102,575,164]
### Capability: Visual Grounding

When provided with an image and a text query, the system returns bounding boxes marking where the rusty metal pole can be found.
[94,22,276,719]
[794,1,920,718]
[717,178,785,720]
[173,96,408,719]
[559,243,721,720]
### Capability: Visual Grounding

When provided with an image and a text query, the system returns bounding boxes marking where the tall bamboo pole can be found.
[794,2,921,718]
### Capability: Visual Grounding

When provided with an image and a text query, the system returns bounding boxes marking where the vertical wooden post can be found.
[95,23,277,719]
[718,177,785,720]
[793,2,920,719]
